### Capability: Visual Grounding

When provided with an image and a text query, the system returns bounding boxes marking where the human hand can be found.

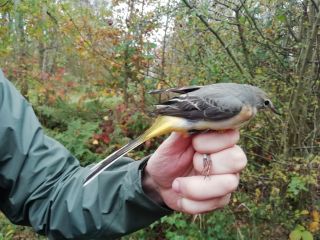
[142,130,247,214]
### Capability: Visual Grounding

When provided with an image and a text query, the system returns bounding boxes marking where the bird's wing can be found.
[154,94,243,121]
[148,85,203,95]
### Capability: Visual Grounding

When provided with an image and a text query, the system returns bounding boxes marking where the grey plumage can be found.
[153,83,275,121]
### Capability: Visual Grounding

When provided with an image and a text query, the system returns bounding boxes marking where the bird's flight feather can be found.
[154,85,244,121]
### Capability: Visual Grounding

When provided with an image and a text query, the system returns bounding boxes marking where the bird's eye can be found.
[264,100,270,106]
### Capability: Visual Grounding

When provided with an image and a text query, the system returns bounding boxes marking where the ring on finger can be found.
[202,153,212,177]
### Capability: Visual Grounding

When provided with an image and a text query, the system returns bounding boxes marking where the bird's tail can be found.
[83,116,184,186]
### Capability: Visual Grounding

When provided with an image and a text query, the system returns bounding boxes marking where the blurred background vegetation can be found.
[0,0,319,239]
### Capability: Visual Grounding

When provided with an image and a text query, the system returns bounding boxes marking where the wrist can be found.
[142,164,164,204]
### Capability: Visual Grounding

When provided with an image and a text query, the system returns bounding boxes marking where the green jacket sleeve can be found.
[0,70,172,239]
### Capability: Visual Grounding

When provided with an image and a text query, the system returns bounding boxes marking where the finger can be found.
[192,130,239,153]
[177,194,231,214]
[193,145,247,175]
[154,132,192,156]
[172,174,239,201]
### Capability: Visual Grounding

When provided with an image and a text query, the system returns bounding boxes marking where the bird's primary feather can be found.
[148,85,202,94]
[155,95,243,121]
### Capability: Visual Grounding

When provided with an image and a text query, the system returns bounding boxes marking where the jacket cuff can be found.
[137,156,173,211]
[103,158,172,238]
[126,157,173,214]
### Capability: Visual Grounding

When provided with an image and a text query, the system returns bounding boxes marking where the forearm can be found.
[0,70,171,239]
[35,158,171,239]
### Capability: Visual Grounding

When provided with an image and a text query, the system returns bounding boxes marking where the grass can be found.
[0,213,44,240]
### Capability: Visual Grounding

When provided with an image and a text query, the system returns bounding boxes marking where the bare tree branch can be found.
[239,0,287,69]
[181,0,252,80]
[0,0,10,8]
[235,8,254,78]
[310,0,319,12]
[46,10,58,25]
[298,8,320,77]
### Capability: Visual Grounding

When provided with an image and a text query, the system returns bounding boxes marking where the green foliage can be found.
[0,0,319,239]
[287,176,309,199]
[0,213,44,240]
[126,112,150,137]
[48,119,99,165]
[125,210,237,240]
[290,225,314,240]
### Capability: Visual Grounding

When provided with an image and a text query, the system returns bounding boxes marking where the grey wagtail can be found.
[83,83,278,186]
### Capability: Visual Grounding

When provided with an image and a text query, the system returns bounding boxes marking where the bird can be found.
[83,83,278,186]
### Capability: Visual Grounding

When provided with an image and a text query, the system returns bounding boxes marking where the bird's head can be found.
[250,86,279,115]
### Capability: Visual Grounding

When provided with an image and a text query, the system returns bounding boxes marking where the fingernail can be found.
[172,179,180,193]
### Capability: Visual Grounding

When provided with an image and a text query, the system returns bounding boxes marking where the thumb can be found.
[154,132,192,156]
[147,132,194,187]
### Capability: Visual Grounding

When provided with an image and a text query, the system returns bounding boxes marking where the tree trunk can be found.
[13,0,28,98]
[287,2,320,156]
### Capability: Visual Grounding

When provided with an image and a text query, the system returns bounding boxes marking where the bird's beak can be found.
[270,104,280,115]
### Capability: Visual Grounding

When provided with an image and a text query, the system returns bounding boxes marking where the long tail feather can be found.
[83,116,183,186]
[83,136,145,186]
